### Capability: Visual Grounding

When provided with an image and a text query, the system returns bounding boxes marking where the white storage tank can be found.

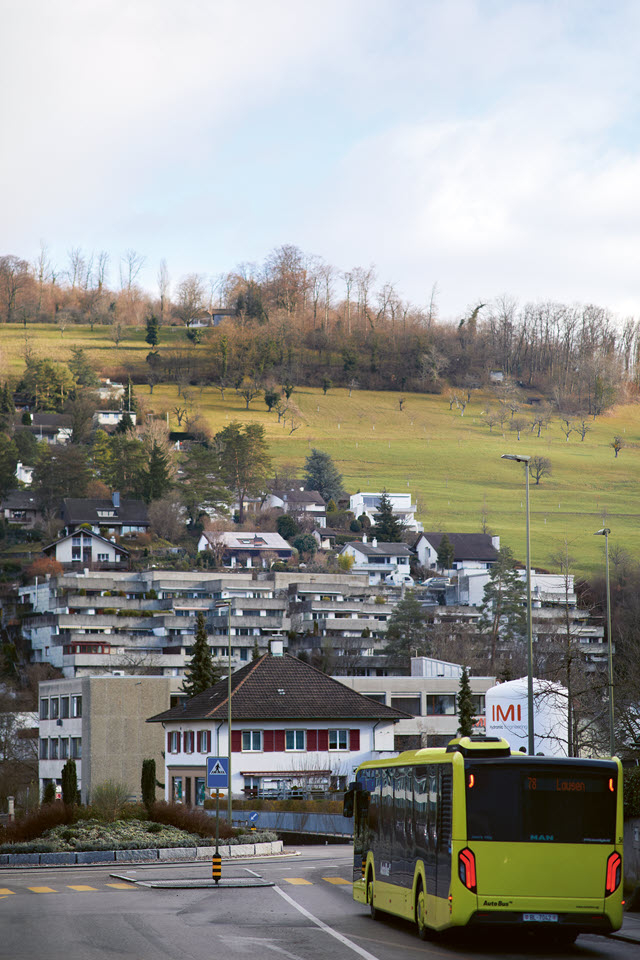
[485,677,568,756]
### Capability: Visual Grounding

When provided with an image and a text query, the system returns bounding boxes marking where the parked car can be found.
[420,577,450,588]
[384,573,415,587]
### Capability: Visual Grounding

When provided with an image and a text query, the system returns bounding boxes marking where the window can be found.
[72,547,81,561]
[184,731,195,754]
[197,730,211,753]
[97,553,109,562]
[426,694,456,716]
[363,693,386,704]
[50,738,59,760]
[71,695,82,718]
[390,695,422,716]
[195,777,206,806]
[70,738,82,759]
[60,738,69,759]
[50,698,59,720]
[168,731,181,753]
[285,730,305,751]
[60,696,70,719]
[40,699,49,720]
[172,776,183,802]
[471,695,485,715]
[329,729,348,751]
[40,739,48,759]
[242,730,262,752]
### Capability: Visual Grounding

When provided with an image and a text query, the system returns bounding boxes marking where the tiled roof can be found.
[43,530,129,555]
[147,654,411,723]
[270,488,325,506]
[1,492,40,510]
[418,533,498,561]
[61,498,150,525]
[347,541,413,557]
[202,531,293,552]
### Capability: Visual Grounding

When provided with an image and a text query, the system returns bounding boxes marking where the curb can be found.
[0,839,284,868]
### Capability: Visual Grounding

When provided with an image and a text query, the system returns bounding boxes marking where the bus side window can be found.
[429,767,438,849]
[414,771,429,854]
[382,769,394,845]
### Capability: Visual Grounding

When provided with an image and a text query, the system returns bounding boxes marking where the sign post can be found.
[207,758,229,884]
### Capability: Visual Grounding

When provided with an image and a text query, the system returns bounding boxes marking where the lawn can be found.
[2,323,639,578]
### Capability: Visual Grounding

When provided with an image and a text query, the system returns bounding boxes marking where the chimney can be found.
[112,491,120,508]
[372,537,378,548]
[362,533,367,544]
[271,639,284,657]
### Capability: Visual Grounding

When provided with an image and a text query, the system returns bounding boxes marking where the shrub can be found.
[90,781,131,821]
[624,767,640,819]
[42,782,57,805]
[147,822,163,834]
[149,801,235,840]
[0,802,73,844]
[141,758,156,812]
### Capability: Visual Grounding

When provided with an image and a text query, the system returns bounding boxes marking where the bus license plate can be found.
[523,914,558,922]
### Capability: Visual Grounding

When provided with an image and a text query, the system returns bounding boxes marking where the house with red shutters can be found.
[147,644,409,806]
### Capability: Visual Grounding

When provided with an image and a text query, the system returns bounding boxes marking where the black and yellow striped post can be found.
[212,852,222,883]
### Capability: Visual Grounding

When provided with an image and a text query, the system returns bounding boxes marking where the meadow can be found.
[2,323,639,578]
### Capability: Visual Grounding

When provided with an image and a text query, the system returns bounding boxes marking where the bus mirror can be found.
[343,789,354,818]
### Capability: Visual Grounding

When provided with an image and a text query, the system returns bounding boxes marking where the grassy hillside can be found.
[3,323,639,578]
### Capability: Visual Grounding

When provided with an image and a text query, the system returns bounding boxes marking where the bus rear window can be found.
[465,761,617,844]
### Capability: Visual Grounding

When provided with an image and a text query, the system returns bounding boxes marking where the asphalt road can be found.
[0,845,636,960]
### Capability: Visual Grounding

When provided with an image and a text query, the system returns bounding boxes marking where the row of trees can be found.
[3,245,640,405]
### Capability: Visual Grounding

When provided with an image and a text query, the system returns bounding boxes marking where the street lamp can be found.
[501,453,534,755]
[215,599,233,824]
[594,528,614,757]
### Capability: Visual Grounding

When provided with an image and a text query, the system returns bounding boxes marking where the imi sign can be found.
[485,678,568,757]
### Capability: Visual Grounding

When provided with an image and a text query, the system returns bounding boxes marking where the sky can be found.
[2,0,640,321]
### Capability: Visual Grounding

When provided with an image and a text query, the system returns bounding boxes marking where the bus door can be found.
[436,765,453,900]
[392,769,412,889]
[414,768,432,894]
[380,769,394,881]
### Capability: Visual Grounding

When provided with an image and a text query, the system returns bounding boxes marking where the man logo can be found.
[492,703,522,722]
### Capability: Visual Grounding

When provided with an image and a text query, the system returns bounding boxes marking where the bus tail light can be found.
[458,848,477,893]
[605,853,621,896]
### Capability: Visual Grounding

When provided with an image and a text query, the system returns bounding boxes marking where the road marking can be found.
[274,885,382,960]
[284,878,312,885]
[28,887,58,894]
[0,890,15,895]
[67,885,97,891]
[106,883,136,889]
[322,877,350,884]
[244,868,262,878]
[220,936,307,960]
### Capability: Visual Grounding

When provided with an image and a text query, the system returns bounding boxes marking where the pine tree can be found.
[436,533,455,571]
[116,410,135,433]
[385,594,430,661]
[372,491,405,542]
[303,449,343,503]
[143,442,172,503]
[61,759,78,805]
[252,638,261,660]
[182,612,221,697]
[145,314,160,347]
[478,546,526,669]
[457,666,475,737]
[141,758,157,811]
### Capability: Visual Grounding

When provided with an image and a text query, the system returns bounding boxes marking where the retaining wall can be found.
[0,840,283,867]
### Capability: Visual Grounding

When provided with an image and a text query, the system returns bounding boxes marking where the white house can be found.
[349,492,423,532]
[147,646,409,804]
[93,410,137,430]
[42,529,129,568]
[263,487,327,528]
[340,534,413,584]
[414,532,500,573]
[197,531,294,568]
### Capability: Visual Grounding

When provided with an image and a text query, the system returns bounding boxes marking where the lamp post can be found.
[215,599,233,824]
[594,528,614,757]
[501,453,534,755]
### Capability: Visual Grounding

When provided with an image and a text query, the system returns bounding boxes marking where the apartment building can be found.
[38,675,183,803]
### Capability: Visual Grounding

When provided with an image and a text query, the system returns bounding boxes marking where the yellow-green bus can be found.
[343,736,623,944]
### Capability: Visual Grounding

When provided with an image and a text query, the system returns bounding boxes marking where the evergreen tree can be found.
[141,758,157,811]
[0,383,13,414]
[456,666,475,737]
[252,638,261,660]
[61,759,78,805]
[478,546,526,669]
[436,533,455,571]
[68,347,99,386]
[303,448,343,503]
[42,782,56,804]
[180,443,231,525]
[142,442,172,503]
[91,429,114,481]
[107,434,148,497]
[385,593,430,661]
[372,491,405,542]
[0,434,19,498]
[215,421,271,522]
[145,314,160,348]
[182,612,221,697]
[115,410,135,433]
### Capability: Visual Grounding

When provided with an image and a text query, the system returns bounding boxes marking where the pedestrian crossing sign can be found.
[206,756,229,787]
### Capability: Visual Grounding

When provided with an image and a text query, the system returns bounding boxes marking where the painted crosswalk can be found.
[0,878,351,896]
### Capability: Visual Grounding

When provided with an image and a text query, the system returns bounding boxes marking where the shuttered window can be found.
[349,729,360,751]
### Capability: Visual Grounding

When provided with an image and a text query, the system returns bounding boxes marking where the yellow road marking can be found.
[67,885,97,891]
[0,890,15,896]
[28,887,58,894]
[106,883,136,889]
[323,877,350,885]
[284,878,312,885]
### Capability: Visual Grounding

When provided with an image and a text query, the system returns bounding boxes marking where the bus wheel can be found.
[367,876,378,921]
[415,885,429,941]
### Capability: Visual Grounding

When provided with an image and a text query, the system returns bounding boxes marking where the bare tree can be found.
[530,405,553,437]
[528,455,552,485]
[559,414,575,442]
[120,249,146,292]
[509,416,528,440]
[236,376,261,410]
[157,258,170,324]
[348,378,359,398]
[108,323,124,349]
[610,435,624,458]
[480,408,500,432]
[575,417,591,442]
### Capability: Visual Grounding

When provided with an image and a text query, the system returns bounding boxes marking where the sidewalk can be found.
[609,912,640,944]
